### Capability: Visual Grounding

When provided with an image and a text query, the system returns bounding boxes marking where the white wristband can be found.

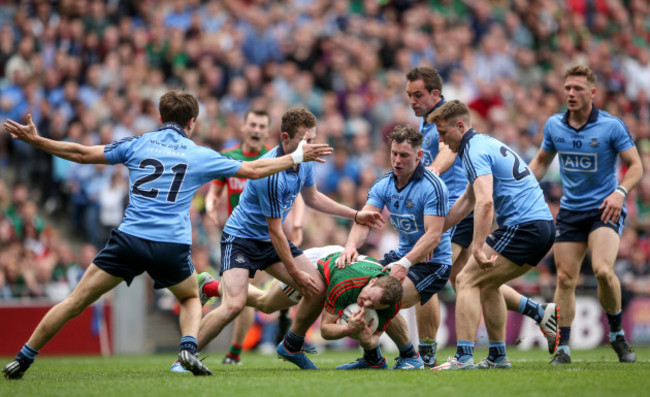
[614,189,626,198]
[395,257,413,270]
[290,140,307,165]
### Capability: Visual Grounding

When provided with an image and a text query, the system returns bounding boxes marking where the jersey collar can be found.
[158,122,187,138]
[275,144,298,173]
[422,96,446,126]
[561,104,599,131]
[458,128,477,158]
[392,162,426,191]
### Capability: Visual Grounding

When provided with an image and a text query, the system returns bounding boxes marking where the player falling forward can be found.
[194,245,406,370]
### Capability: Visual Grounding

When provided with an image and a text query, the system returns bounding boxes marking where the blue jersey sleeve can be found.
[199,147,242,183]
[612,118,635,153]
[301,163,315,188]
[254,173,285,218]
[465,145,493,182]
[422,176,449,217]
[541,118,557,153]
[366,179,387,210]
[103,136,140,165]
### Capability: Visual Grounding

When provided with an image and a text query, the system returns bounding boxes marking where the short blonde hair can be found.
[564,65,597,86]
[427,99,471,126]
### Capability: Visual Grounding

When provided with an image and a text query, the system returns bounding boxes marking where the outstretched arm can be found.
[234,142,333,180]
[4,114,107,164]
[337,203,383,267]
[205,182,226,225]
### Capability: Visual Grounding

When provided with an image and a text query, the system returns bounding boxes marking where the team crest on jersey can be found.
[406,199,414,209]
[426,137,431,147]
[589,138,600,148]
[235,254,246,264]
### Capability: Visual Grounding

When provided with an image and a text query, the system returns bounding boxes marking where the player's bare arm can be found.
[384,214,445,281]
[428,142,457,176]
[205,182,225,225]
[528,147,556,182]
[443,182,475,232]
[235,142,333,180]
[470,174,498,269]
[337,203,382,267]
[301,185,384,229]
[320,309,367,340]
[600,146,644,224]
[267,216,318,298]
[4,114,107,164]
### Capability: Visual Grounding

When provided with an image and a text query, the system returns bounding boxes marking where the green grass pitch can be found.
[2,347,649,397]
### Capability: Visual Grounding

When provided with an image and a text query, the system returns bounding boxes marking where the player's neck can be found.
[568,107,591,129]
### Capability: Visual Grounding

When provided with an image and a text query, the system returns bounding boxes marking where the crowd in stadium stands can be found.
[1,0,650,303]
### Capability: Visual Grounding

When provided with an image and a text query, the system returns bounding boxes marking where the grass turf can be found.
[2,347,649,397]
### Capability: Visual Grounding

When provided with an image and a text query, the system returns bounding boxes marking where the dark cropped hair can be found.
[159,90,199,127]
[389,124,423,149]
[406,66,443,93]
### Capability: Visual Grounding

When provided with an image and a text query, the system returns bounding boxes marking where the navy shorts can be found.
[451,215,474,249]
[220,232,303,277]
[380,251,451,305]
[486,220,555,267]
[93,229,194,289]
[555,208,626,242]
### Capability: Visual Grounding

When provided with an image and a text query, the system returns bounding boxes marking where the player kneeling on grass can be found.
[179,246,406,370]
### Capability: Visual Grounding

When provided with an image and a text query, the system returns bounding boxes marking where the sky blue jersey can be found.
[103,122,242,245]
[420,97,468,204]
[366,163,452,265]
[224,145,315,240]
[459,129,553,227]
[541,106,635,211]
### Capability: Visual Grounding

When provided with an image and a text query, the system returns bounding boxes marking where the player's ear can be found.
[281,132,290,143]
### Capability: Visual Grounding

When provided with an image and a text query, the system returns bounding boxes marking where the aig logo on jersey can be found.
[389,213,419,234]
[559,152,597,172]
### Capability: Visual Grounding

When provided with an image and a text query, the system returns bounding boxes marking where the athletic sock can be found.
[203,280,221,298]
[363,346,384,366]
[488,342,506,362]
[283,331,304,353]
[179,335,198,355]
[557,345,570,355]
[606,310,623,333]
[398,342,417,359]
[455,340,474,363]
[559,326,571,347]
[228,343,243,359]
[518,296,544,324]
[17,343,39,366]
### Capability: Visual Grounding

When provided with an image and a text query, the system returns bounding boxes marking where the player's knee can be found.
[222,299,246,319]
[593,266,615,282]
[556,269,578,290]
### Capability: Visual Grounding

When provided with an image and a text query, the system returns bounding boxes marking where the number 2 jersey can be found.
[541,106,635,211]
[459,129,552,226]
[103,122,242,244]
[317,252,401,333]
